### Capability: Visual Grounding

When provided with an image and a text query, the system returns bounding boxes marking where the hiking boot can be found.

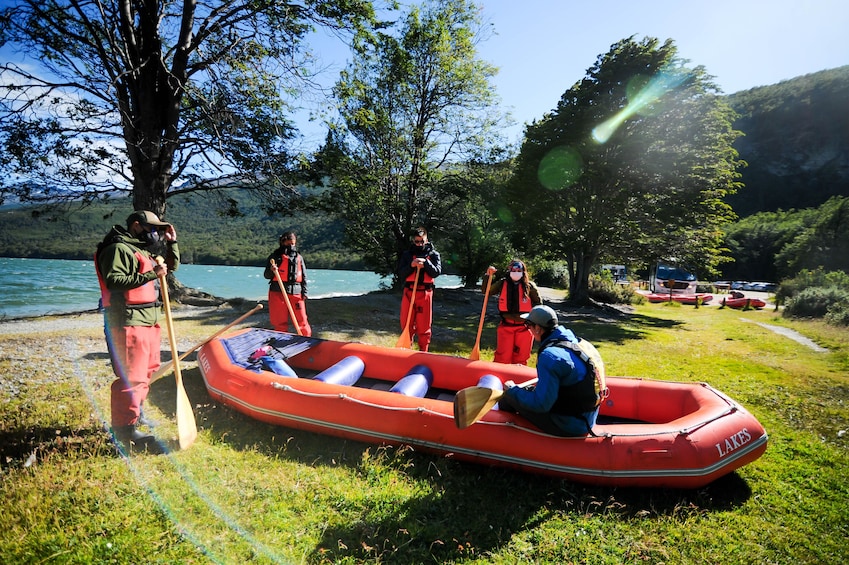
[112,425,158,453]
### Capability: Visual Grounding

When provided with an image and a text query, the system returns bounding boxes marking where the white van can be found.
[650,263,697,294]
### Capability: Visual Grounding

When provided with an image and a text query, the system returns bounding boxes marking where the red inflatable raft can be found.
[721,295,767,309]
[646,293,714,305]
[197,328,768,488]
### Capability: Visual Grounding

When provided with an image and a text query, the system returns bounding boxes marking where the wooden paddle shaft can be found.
[270,258,302,336]
[470,270,494,360]
[156,260,198,449]
[397,264,422,348]
[151,303,263,382]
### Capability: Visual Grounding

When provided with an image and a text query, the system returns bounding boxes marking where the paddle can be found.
[453,377,538,429]
[396,264,422,348]
[469,269,494,360]
[156,260,198,450]
[269,258,302,336]
[151,303,263,383]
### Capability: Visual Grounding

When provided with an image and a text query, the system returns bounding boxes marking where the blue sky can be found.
[470,0,848,143]
[291,0,848,147]
[2,0,847,149]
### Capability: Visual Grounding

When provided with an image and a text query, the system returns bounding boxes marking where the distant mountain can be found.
[725,65,849,217]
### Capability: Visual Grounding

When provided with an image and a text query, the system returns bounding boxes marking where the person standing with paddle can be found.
[264,231,311,336]
[483,260,542,364]
[499,305,601,437]
[396,227,442,351]
[95,210,179,452]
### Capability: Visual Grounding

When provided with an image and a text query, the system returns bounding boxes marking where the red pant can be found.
[400,288,433,351]
[268,291,311,336]
[494,321,534,365]
[106,324,161,427]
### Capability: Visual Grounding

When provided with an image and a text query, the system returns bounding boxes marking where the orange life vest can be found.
[95,249,158,308]
[499,282,532,314]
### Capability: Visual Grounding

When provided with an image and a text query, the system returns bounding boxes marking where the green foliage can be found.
[506,36,742,304]
[433,158,519,287]
[775,196,849,276]
[825,302,849,326]
[777,267,849,326]
[529,259,570,288]
[587,273,637,304]
[318,0,505,282]
[721,196,849,283]
[783,286,849,321]
[722,206,822,281]
[774,267,849,305]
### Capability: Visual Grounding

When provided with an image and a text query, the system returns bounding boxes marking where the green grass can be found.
[1,291,847,564]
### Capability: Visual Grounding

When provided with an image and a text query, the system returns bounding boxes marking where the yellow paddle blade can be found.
[453,386,504,429]
[175,369,197,450]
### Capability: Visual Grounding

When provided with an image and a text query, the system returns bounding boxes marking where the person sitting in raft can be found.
[498,305,600,437]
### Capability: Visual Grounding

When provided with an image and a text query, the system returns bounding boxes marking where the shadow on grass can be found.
[0,425,117,469]
[146,363,755,563]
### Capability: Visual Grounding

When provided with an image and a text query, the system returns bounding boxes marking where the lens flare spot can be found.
[592,69,689,144]
[538,146,583,190]
[497,206,514,224]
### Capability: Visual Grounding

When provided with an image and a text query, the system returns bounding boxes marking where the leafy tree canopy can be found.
[314,0,506,282]
[0,0,377,217]
[506,36,743,303]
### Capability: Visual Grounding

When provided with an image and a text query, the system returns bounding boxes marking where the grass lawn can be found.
[1,289,846,564]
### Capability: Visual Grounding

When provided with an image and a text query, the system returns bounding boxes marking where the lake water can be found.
[0,257,462,319]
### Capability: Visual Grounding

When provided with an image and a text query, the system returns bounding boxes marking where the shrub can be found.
[588,274,637,304]
[783,286,849,319]
[531,260,570,288]
[825,302,849,326]
[775,268,849,306]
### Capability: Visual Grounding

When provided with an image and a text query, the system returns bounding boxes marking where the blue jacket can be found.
[503,325,599,435]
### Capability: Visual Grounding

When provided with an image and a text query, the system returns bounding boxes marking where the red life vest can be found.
[94,249,158,307]
[499,282,532,314]
[405,269,434,287]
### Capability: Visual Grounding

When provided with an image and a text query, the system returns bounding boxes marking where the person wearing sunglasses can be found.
[498,305,601,437]
[95,210,179,452]
[396,226,442,351]
[483,260,542,364]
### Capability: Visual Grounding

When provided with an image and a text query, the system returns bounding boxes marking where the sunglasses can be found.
[413,239,425,244]
[523,321,536,328]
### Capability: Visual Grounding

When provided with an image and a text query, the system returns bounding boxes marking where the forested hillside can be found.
[0,191,365,270]
[726,65,849,216]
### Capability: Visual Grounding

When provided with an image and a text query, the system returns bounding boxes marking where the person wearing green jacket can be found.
[95,210,179,452]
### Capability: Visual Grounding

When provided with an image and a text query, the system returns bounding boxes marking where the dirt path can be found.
[740,318,828,352]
